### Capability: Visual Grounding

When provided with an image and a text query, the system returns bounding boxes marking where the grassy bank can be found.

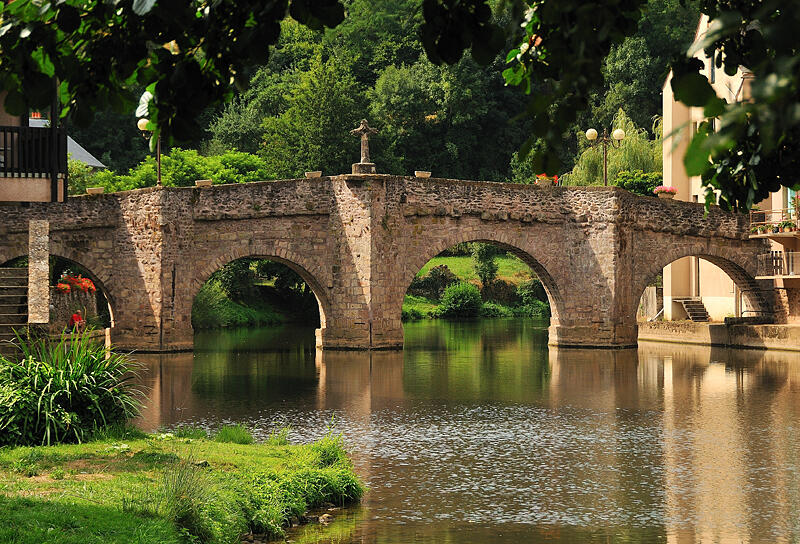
[417,255,532,284]
[192,280,286,329]
[0,427,364,544]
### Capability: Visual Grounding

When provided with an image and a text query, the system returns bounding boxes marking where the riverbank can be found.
[192,281,288,329]
[0,427,364,544]
[638,320,800,351]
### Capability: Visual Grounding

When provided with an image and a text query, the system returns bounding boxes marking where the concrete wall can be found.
[639,320,800,352]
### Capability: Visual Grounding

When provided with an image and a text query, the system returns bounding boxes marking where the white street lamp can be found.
[585,127,625,186]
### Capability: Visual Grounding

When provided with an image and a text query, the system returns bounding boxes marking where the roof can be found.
[28,118,107,169]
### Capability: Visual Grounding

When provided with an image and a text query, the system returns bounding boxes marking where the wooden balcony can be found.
[0,125,68,202]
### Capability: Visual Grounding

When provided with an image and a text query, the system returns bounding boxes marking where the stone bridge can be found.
[0,174,773,351]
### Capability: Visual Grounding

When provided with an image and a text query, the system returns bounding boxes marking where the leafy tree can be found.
[259,52,366,178]
[65,109,150,173]
[671,1,800,210]
[0,0,348,146]
[471,243,498,287]
[560,109,661,186]
[590,0,700,131]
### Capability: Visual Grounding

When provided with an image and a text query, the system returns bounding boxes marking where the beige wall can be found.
[0,177,64,202]
[662,15,758,321]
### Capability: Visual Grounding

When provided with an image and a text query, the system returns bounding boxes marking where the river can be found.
[134,319,800,543]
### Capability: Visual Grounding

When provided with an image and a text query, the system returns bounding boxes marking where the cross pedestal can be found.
[350,119,378,174]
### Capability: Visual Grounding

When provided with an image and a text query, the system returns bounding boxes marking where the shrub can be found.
[0,332,141,446]
[436,282,482,319]
[480,302,513,318]
[513,300,551,318]
[613,169,662,197]
[214,424,254,445]
[480,279,519,304]
[401,307,424,322]
[517,279,548,306]
[471,243,498,287]
[407,264,457,299]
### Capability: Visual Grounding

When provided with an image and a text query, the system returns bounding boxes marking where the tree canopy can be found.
[1,0,796,208]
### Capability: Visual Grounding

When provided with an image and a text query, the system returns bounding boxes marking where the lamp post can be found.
[137,117,162,187]
[585,127,625,186]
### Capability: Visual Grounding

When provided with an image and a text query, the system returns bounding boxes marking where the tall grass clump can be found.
[265,425,292,446]
[0,332,141,446]
[214,423,254,444]
[246,431,364,539]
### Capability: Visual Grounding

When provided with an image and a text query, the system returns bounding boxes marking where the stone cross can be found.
[350,119,378,164]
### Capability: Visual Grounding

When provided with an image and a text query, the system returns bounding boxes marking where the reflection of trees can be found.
[402,319,551,403]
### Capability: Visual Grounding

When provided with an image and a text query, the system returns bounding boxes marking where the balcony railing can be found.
[749,208,799,235]
[0,125,67,178]
[757,251,800,277]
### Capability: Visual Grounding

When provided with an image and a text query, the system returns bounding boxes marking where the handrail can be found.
[0,125,67,178]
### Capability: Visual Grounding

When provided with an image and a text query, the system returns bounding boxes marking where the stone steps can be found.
[0,267,28,357]
[675,298,710,322]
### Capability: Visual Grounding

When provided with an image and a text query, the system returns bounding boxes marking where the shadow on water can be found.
[133,320,800,543]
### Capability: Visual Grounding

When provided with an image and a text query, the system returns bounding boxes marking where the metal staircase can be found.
[675,297,710,322]
[0,267,28,354]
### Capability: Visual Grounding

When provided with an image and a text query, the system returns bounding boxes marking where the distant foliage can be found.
[514,299,551,318]
[471,243,498,287]
[613,170,662,197]
[435,282,482,319]
[191,280,283,330]
[480,302,513,318]
[212,259,255,301]
[0,332,140,446]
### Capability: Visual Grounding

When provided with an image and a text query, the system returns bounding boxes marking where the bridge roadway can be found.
[0,174,773,351]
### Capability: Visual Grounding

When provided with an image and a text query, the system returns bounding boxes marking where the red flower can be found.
[56,282,71,293]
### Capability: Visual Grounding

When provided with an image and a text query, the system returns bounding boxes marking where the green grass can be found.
[403,295,439,318]
[214,424,254,444]
[416,255,532,285]
[192,280,285,329]
[0,431,364,544]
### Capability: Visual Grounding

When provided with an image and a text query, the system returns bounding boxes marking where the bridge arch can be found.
[630,241,772,322]
[393,230,565,326]
[190,245,331,330]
